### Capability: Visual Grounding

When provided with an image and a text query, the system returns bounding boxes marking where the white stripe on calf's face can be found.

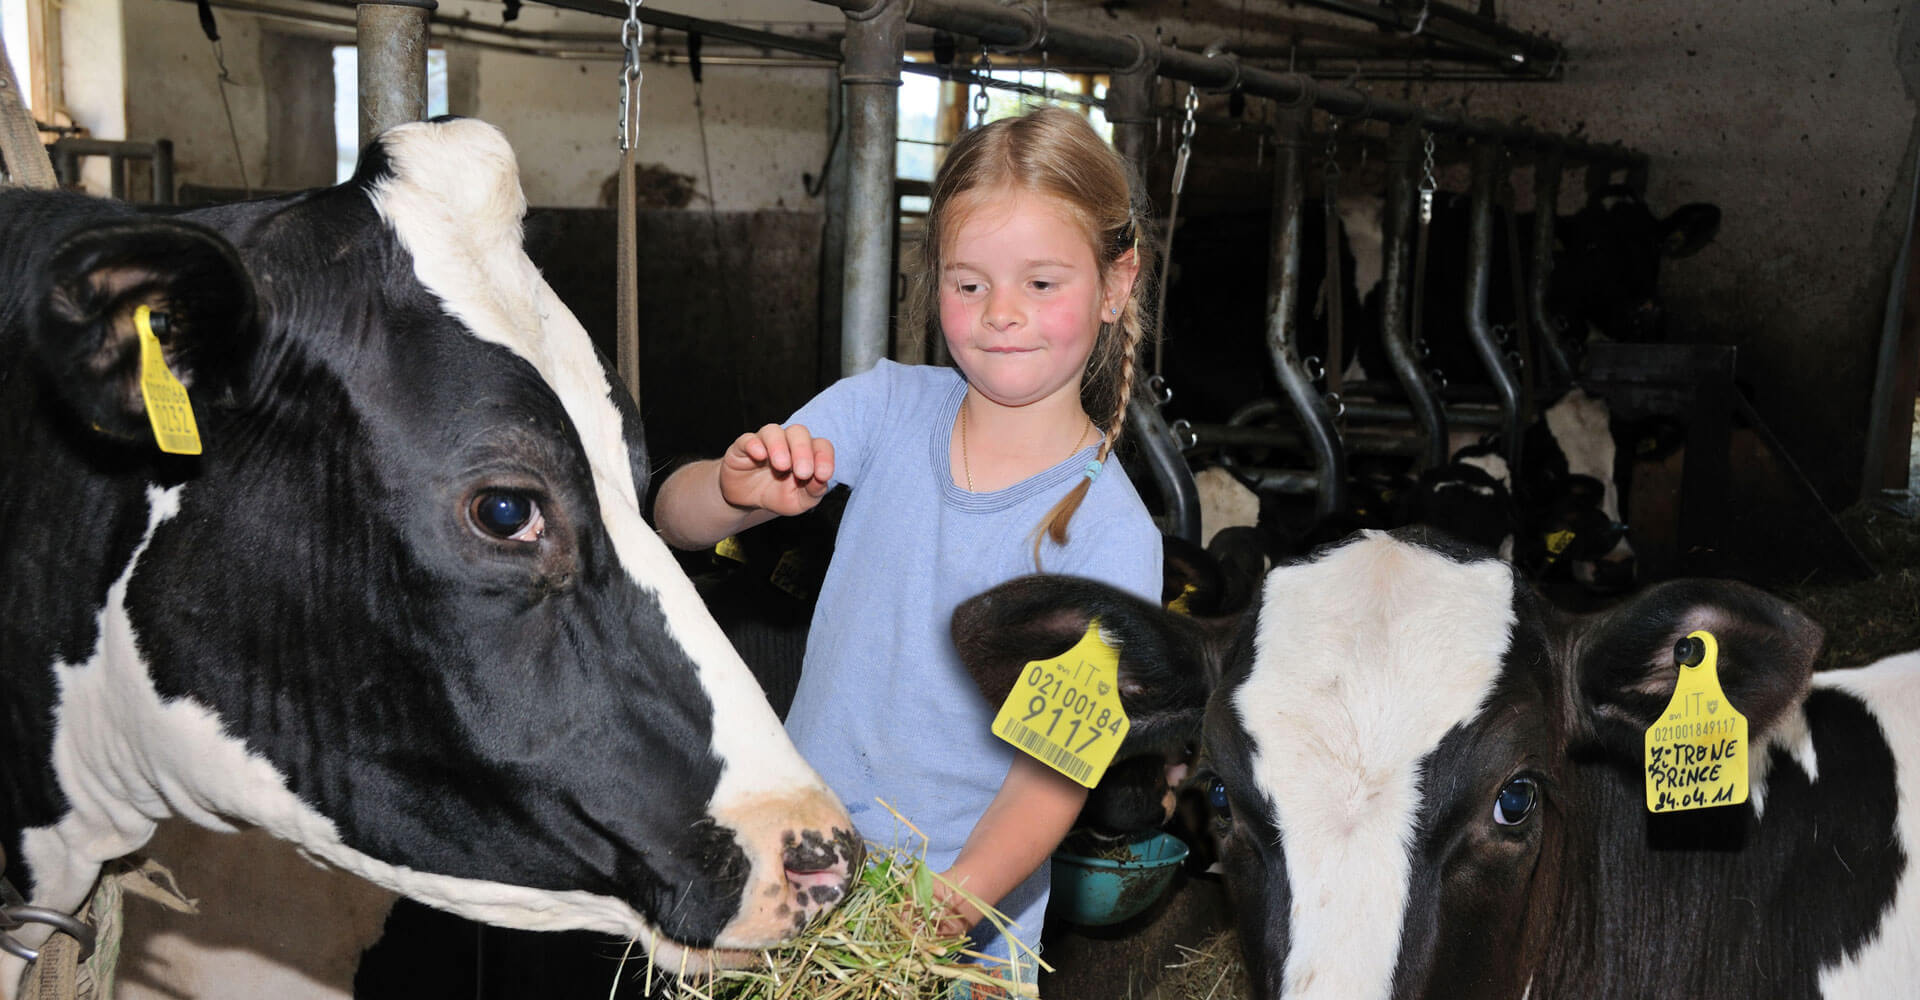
[1236,533,1516,1000]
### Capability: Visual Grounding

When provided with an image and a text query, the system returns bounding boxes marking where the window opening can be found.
[333,46,449,183]
[2,0,32,111]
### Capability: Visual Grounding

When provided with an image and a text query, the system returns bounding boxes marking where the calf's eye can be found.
[1493,777,1538,826]
[471,492,544,542]
[1207,777,1232,819]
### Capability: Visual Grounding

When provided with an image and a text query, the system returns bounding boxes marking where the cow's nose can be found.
[783,827,863,921]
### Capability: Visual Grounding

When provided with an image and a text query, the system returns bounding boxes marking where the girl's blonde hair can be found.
[907,106,1154,566]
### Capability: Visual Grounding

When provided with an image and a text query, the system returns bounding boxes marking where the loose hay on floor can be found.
[640,808,1040,1000]
[1136,929,1249,1000]
[1784,504,1920,670]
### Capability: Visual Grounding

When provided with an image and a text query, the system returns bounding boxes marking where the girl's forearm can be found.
[938,755,1089,936]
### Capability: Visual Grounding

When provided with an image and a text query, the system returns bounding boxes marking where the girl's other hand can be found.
[720,423,835,516]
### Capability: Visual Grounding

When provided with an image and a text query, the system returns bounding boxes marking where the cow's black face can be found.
[3,120,856,972]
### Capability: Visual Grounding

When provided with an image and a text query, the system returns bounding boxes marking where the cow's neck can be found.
[1532,694,1903,999]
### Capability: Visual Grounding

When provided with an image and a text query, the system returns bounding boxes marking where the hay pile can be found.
[1133,930,1249,1000]
[1783,504,1920,670]
[648,814,1039,1000]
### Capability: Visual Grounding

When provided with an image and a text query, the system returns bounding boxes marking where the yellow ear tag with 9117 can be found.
[1643,630,1748,813]
[992,620,1130,788]
[135,305,202,455]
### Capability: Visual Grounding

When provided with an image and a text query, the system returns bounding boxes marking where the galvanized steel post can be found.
[837,0,905,377]
[357,0,435,150]
[1266,106,1347,520]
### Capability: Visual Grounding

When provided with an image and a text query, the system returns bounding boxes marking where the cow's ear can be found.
[1569,578,1821,754]
[1659,203,1720,259]
[31,217,256,444]
[950,574,1218,723]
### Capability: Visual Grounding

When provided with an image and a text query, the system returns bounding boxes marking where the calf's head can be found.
[6,119,855,971]
[956,529,1821,999]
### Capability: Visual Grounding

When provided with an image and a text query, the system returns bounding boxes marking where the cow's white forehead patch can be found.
[365,120,824,808]
[1237,531,1516,1000]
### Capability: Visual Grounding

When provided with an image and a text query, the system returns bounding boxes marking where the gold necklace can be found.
[959,398,1092,493]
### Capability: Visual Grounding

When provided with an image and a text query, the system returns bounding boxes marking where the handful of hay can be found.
[655,809,1042,1000]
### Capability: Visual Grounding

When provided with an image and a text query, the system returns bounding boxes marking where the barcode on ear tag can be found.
[136,305,202,456]
[990,620,1130,788]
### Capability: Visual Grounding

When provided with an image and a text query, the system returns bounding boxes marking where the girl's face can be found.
[938,188,1128,411]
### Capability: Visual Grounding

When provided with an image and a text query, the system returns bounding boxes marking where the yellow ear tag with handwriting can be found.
[135,305,202,455]
[1643,630,1748,813]
[991,620,1130,788]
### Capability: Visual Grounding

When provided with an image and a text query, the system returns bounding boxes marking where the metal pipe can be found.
[1188,421,1428,458]
[1379,122,1449,468]
[1107,59,1203,544]
[356,1,434,148]
[1229,468,1321,494]
[1266,107,1348,520]
[1130,398,1202,544]
[837,0,904,377]
[808,0,1637,165]
[1296,0,1554,67]
[1465,141,1523,470]
[153,139,174,204]
[538,0,843,59]
[1530,144,1572,384]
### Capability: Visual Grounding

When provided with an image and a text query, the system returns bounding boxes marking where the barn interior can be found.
[4,0,1919,997]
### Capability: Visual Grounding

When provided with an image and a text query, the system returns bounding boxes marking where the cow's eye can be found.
[471,491,544,542]
[1207,777,1232,819]
[1493,777,1538,826]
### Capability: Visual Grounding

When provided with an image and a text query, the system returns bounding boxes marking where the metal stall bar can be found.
[356,0,435,146]
[1464,141,1523,470]
[48,138,176,203]
[1268,106,1347,519]
[1108,53,1204,544]
[537,0,843,58]
[836,0,905,377]
[1294,0,1563,68]
[1530,144,1574,385]
[1379,122,1449,469]
[811,0,1640,166]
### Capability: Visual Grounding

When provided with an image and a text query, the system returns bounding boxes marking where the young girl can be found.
[654,106,1161,987]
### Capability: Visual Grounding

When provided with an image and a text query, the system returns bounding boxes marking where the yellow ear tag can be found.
[714,535,747,565]
[1167,583,1198,616]
[1643,630,1749,813]
[991,620,1130,788]
[135,305,202,455]
[1545,529,1576,557]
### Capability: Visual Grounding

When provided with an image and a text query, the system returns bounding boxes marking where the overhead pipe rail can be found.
[813,0,1640,166]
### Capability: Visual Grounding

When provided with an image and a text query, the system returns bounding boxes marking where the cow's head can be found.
[1551,186,1720,344]
[955,529,1822,999]
[9,119,856,971]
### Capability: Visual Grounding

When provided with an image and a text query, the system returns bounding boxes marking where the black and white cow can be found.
[0,119,859,997]
[956,530,1916,999]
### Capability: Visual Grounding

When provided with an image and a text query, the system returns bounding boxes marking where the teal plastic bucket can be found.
[1049,830,1189,927]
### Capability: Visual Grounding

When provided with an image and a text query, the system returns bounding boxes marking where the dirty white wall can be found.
[106,0,842,208]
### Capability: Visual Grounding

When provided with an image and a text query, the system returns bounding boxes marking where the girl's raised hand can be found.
[719,423,835,516]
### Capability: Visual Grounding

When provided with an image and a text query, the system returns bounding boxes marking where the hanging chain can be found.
[1171,84,1197,195]
[973,50,992,126]
[617,0,644,151]
[1324,116,1341,187]
[1418,130,1437,224]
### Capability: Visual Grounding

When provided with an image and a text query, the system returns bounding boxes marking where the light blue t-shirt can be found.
[782,361,1162,965]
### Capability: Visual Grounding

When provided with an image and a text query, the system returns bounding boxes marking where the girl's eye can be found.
[956,282,983,295]
[1030,279,1055,291]
[471,491,545,542]
[1493,777,1538,826]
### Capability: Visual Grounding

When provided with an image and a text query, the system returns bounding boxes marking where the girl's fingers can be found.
[807,439,836,495]
[757,424,792,472]
[783,425,817,480]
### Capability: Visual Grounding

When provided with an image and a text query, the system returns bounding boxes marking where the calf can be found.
[956,530,1915,999]
[0,119,858,997]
